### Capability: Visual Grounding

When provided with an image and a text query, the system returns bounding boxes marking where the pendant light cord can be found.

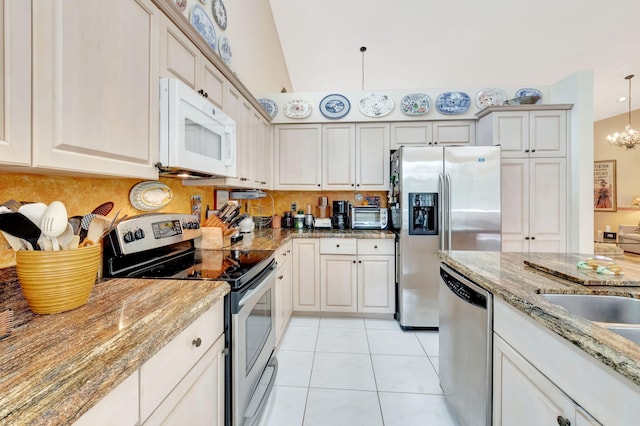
[360,46,367,91]
[628,75,634,125]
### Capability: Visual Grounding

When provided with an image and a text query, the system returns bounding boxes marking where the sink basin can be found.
[539,294,640,324]
[607,326,640,345]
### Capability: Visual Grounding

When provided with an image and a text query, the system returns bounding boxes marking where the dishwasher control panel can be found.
[440,268,487,309]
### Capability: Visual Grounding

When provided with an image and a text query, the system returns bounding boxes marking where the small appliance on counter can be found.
[316,196,330,219]
[351,206,388,230]
[331,200,351,229]
[313,218,332,229]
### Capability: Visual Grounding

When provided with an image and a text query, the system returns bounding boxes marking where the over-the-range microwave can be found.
[158,78,236,178]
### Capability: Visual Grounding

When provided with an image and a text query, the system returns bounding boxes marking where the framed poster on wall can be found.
[594,160,617,212]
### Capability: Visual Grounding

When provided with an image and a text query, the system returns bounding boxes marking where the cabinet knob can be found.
[336,244,340,247]
[356,183,360,187]
[351,183,355,187]
[192,338,202,348]
[556,416,571,426]
[358,260,362,263]
[198,89,204,95]
[278,275,284,280]
[434,141,438,145]
[525,237,530,240]
[531,236,536,240]
[531,149,536,152]
[204,92,209,98]
[317,184,321,187]
[353,260,356,263]
[525,149,530,153]
[374,245,378,249]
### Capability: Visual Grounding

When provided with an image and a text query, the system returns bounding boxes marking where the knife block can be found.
[196,227,223,249]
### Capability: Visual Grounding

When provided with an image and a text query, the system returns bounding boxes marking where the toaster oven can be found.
[350,206,388,230]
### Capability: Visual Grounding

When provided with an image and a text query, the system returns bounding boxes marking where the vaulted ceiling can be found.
[269,0,640,121]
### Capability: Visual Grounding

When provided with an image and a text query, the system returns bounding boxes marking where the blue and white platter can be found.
[359,93,394,118]
[400,93,431,116]
[190,4,217,52]
[475,88,507,109]
[515,88,542,103]
[435,92,471,115]
[212,0,228,30]
[319,94,350,119]
[257,98,278,118]
[218,37,232,66]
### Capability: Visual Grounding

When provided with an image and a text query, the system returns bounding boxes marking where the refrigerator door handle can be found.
[438,173,445,250]
[445,172,452,250]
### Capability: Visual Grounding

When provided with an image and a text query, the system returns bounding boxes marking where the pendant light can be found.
[607,74,640,149]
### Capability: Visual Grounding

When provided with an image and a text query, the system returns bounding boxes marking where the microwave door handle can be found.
[438,173,444,251]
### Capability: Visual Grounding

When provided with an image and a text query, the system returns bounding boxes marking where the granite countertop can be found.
[0,267,230,425]
[438,250,640,387]
[225,228,395,251]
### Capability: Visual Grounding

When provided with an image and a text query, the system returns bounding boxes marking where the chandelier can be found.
[607,74,640,149]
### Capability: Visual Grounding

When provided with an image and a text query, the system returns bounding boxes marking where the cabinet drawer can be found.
[357,239,394,255]
[276,241,292,270]
[320,238,357,254]
[140,300,224,422]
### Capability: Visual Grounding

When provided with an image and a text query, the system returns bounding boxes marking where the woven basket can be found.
[16,244,101,314]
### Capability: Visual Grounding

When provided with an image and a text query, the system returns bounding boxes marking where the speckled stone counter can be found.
[225,228,395,251]
[438,250,640,387]
[0,267,229,425]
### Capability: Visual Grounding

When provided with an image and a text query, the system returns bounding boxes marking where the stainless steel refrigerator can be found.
[390,145,501,329]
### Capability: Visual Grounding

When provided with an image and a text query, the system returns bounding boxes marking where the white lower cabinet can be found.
[357,238,395,314]
[74,371,139,426]
[493,334,600,426]
[292,238,321,311]
[275,240,293,343]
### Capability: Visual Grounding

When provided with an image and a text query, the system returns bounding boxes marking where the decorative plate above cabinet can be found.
[258,98,278,118]
[218,37,232,66]
[283,99,312,119]
[212,0,228,30]
[190,3,217,52]
[174,0,187,11]
[475,88,507,109]
[359,93,394,118]
[400,93,431,116]
[319,94,351,119]
[129,181,173,211]
[435,92,471,115]
[515,88,543,103]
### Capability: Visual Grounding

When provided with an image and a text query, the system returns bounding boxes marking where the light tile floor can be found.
[258,315,455,426]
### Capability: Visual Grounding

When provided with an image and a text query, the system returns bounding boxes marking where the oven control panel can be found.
[106,213,201,255]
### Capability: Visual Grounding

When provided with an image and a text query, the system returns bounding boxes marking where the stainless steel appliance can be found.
[390,145,500,328]
[158,78,237,179]
[439,264,492,426]
[350,206,388,230]
[102,213,278,426]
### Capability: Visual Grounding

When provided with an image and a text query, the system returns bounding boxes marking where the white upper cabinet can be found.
[322,123,356,190]
[31,0,160,179]
[355,123,390,190]
[390,120,475,149]
[274,124,323,190]
[159,14,225,108]
[0,0,31,167]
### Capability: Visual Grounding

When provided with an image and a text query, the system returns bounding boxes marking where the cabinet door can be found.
[144,335,225,426]
[529,158,567,252]
[355,123,390,190]
[201,60,225,108]
[320,255,358,313]
[274,125,322,190]
[275,241,292,343]
[250,109,266,187]
[529,110,567,157]
[433,120,476,146]
[32,0,159,179]
[0,0,31,166]
[292,238,320,311]
[74,371,139,426]
[357,255,395,314]
[159,15,199,90]
[493,112,528,156]
[494,334,582,426]
[322,123,356,190]
[501,159,530,252]
[390,122,433,149]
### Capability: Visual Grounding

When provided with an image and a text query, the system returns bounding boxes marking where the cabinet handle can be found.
[278,275,284,280]
[198,89,204,95]
[358,260,362,263]
[556,416,571,426]
[531,149,536,152]
[282,252,287,256]
[374,245,378,249]
[317,184,321,187]
[525,236,530,240]
[192,338,202,348]
[531,236,536,240]
[204,92,208,98]
[336,244,340,247]
[525,149,530,153]
[353,260,356,263]
[434,141,438,145]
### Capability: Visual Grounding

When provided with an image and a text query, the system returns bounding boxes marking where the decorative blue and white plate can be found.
[435,92,471,115]
[319,94,351,119]
[359,93,394,118]
[258,98,278,118]
[190,4,217,52]
[400,93,431,116]
[218,37,232,66]
[475,88,507,109]
[212,0,227,30]
[515,88,542,103]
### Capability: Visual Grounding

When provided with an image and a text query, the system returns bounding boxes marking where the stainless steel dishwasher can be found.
[439,264,492,426]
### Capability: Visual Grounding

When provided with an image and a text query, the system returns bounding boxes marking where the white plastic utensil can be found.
[58,223,75,250]
[40,201,68,251]
[18,203,47,228]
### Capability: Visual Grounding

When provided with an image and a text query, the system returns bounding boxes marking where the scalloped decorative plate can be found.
[400,93,431,116]
[258,98,278,118]
[283,99,312,119]
[218,37,232,66]
[359,93,394,118]
[515,88,543,103]
[212,0,228,30]
[319,94,351,119]
[435,91,471,115]
[190,4,217,52]
[129,181,173,211]
[475,88,507,109]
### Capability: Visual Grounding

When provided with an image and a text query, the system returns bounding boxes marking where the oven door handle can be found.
[238,266,276,308]
[243,356,278,425]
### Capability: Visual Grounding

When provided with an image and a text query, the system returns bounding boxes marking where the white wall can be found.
[550,70,594,254]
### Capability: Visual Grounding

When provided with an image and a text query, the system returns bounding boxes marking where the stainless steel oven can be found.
[229,262,278,425]
[101,213,279,426]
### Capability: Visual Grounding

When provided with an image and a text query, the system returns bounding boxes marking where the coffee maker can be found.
[331,200,351,229]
